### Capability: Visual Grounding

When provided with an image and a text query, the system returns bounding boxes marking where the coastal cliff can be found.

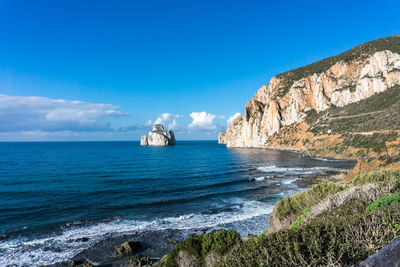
[136,36,400,267]
[219,35,400,165]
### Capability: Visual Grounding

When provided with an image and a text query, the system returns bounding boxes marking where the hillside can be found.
[158,170,400,267]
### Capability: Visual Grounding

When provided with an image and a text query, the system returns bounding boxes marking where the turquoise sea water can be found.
[0,141,355,266]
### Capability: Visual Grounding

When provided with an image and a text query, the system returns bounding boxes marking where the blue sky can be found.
[0,0,399,141]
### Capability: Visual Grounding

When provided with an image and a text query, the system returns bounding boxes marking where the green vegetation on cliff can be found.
[221,170,400,266]
[273,35,400,99]
[366,192,400,212]
[160,229,242,267]
[161,170,400,266]
[221,205,400,266]
[272,182,345,221]
[305,84,400,135]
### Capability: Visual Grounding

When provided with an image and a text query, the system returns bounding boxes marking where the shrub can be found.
[351,170,400,188]
[341,132,398,152]
[304,183,393,226]
[366,193,400,212]
[272,182,346,221]
[220,205,400,266]
[161,229,242,267]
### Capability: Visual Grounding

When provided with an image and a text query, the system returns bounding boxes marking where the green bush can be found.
[162,229,242,267]
[273,182,346,221]
[366,193,400,212]
[351,170,400,188]
[220,205,400,266]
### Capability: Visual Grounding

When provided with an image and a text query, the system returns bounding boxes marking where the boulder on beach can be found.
[140,124,176,146]
[115,240,142,257]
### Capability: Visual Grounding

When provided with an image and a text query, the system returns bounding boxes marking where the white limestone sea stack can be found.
[140,124,176,146]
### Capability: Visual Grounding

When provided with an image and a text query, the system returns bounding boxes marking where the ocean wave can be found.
[312,157,346,162]
[282,178,298,185]
[257,165,342,174]
[248,175,274,182]
[0,198,273,267]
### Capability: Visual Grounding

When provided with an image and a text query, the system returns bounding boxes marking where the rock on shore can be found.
[140,124,176,146]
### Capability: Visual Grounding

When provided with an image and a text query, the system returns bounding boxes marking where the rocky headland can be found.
[219,34,400,177]
[140,124,176,146]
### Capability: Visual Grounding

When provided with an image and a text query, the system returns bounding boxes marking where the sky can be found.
[0,0,399,141]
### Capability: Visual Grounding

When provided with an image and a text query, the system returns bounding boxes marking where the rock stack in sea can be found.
[140,124,176,146]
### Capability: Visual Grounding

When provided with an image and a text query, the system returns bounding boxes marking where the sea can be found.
[0,141,356,266]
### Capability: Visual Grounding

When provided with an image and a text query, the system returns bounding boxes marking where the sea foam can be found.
[0,198,273,267]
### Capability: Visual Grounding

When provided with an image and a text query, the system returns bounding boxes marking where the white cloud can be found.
[227,112,241,125]
[188,112,217,131]
[168,119,178,130]
[154,113,182,126]
[145,120,152,126]
[0,94,126,132]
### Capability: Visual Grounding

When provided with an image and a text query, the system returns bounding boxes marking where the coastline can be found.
[24,143,398,267]
[47,166,350,267]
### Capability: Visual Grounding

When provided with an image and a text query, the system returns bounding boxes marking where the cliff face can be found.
[219,35,400,159]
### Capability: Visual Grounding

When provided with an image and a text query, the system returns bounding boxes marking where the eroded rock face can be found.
[219,48,400,148]
[140,124,176,146]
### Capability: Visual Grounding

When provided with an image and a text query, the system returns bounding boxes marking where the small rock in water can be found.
[115,241,142,257]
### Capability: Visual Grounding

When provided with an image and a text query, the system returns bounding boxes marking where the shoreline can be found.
[46,169,349,267]
[225,145,357,162]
